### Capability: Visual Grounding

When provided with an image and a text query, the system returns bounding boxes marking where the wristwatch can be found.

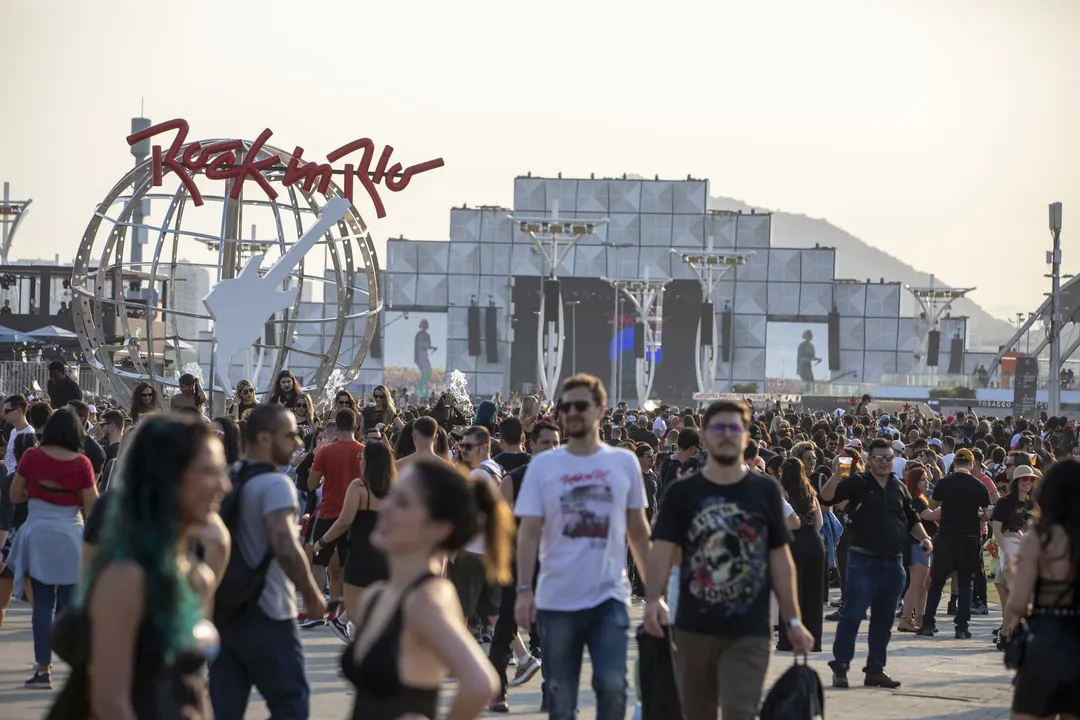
[786,617,802,629]
[516,583,533,593]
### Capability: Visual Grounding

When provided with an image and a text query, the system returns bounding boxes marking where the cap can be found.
[847,439,862,448]
[954,448,975,464]
[928,438,942,448]
[1013,465,1037,479]
[88,404,97,414]
[892,440,905,452]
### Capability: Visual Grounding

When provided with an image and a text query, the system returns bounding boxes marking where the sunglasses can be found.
[140,391,154,398]
[458,442,479,451]
[241,388,253,394]
[336,399,350,405]
[871,454,894,462]
[373,393,385,399]
[558,400,592,413]
[295,403,307,410]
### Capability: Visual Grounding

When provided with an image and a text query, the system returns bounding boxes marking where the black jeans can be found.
[488,584,544,700]
[923,534,982,632]
[209,607,309,719]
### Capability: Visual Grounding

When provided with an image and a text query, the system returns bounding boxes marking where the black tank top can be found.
[340,573,440,720]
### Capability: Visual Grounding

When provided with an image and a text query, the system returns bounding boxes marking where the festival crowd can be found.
[0,361,1078,719]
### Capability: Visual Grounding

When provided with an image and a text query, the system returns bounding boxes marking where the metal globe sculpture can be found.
[69,121,404,408]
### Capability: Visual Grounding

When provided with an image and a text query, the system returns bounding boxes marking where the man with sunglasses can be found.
[643,400,811,720]
[515,374,651,720]
[820,437,933,690]
[2,395,33,475]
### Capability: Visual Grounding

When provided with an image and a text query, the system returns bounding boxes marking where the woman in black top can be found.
[991,465,1036,609]
[228,380,258,421]
[898,466,940,632]
[342,459,513,720]
[777,458,825,651]
[265,370,300,409]
[360,384,404,435]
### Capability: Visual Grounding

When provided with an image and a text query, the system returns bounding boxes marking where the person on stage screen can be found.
[414,319,436,396]
[797,329,821,385]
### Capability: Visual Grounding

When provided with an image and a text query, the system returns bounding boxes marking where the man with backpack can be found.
[210,405,327,720]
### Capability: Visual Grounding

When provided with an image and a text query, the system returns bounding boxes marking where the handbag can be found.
[1003,620,1030,670]
[51,603,91,666]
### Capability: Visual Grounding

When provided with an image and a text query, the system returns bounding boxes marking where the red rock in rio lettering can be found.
[126,119,445,218]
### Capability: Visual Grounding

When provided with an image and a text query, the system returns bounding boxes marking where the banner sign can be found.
[1012,356,1040,419]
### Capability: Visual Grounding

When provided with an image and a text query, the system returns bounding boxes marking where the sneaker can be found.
[328,617,351,643]
[489,698,510,712]
[955,628,972,640]
[825,610,840,621]
[916,624,937,637]
[509,654,542,688]
[24,670,51,689]
[864,671,901,689]
[828,661,849,688]
[299,615,326,629]
[971,603,989,615]
[828,599,842,608]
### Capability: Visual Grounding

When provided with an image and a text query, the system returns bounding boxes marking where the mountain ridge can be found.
[706,194,1015,350]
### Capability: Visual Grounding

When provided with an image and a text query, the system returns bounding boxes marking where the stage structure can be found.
[904,277,974,376]
[72,118,443,408]
[672,244,751,398]
[0,182,32,266]
[602,274,668,408]
[510,202,606,398]
[382,175,971,404]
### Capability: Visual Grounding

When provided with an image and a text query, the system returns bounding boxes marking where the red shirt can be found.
[312,440,364,518]
[17,447,94,507]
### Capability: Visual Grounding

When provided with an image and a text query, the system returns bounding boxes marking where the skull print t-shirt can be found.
[652,470,792,637]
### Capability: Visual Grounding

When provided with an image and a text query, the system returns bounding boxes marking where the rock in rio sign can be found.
[126,118,445,218]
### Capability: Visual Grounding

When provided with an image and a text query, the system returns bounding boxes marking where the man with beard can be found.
[643,400,812,720]
[515,374,652,720]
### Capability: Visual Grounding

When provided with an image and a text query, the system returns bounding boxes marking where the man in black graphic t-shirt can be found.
[644,400,811,720]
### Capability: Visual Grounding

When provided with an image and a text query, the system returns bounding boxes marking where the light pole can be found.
[1048,202,1063,416]
[566,300,580,375]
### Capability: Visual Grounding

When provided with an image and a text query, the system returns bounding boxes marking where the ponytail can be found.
[472,480,514,586]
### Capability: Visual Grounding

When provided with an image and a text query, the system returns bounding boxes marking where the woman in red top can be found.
[8,407,97,688]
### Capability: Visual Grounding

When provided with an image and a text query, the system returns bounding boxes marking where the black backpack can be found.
[759,655,825,720]
[213,460,277,624]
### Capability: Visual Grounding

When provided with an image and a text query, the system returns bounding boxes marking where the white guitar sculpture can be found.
[202,197,351,395]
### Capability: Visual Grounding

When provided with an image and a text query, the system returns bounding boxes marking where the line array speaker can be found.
[369,313,382,359]
[827,309,840,371]
[926,329,941,367]
[543,279,561,321]
[264,318,277,347]
[468,305,481,356]
[700,302,714,346]
[948,336,964,374]
[485,306,499,363]
[720,309,733,363]
[634,322,646,359]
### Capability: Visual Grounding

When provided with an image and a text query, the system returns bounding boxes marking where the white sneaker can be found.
[509,654,541,687]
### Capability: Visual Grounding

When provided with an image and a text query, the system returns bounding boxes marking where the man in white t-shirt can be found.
[515,374,652,720]
[3,395,34,475]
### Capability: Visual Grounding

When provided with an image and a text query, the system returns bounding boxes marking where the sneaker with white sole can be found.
[299,615,326,629]
[509,654,541,688]
[24,670,52,689]
[328,617,351,643]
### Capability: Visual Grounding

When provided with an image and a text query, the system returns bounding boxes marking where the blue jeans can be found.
[538,598,629,720]
[209,607,309,720]
[30,578,74,667]
[832,549,905,673]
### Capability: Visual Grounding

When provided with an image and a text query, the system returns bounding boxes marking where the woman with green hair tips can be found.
[49,413,232,719]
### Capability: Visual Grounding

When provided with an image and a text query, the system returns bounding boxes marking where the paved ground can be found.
[0,595,1014,719]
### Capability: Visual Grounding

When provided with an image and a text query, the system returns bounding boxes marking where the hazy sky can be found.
[3,0,1078,322]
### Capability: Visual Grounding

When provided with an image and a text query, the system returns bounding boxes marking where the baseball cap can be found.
[88,404,97,414]
[892,440,905,453]
[879,414,890,423]
[928,438,942,448]
[954,448,975,464]
[846,439,862,448]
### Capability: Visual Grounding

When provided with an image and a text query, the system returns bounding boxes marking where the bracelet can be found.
[516,583,533,593]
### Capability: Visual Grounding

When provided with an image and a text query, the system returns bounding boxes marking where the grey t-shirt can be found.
[237,472,299,621]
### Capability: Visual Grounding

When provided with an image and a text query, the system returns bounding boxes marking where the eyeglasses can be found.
[558,400,592,413]
[871,454,894,462]
[707,422,745,435]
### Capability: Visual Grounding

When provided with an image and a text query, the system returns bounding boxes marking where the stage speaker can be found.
[828,309,840,371]
[468,305,481,356]
[927,329,941,367]
[370,313,382,359]
[720,309,733,363]
[948,336,964,374]
[485,306,499,363]
[543,279,561,321]
[700,302,714,346]
[264,318,277,347]
[634,322,646,359]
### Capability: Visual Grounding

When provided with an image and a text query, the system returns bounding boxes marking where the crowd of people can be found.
[0,360,1078,719]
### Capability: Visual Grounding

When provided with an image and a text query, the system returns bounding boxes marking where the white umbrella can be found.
[27,325,78,339]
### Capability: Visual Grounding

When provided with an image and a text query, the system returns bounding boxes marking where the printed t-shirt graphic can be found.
[559,471,615,542]
[686,497,768,614]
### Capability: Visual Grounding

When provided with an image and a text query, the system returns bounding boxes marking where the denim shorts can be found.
[910,541,931,567]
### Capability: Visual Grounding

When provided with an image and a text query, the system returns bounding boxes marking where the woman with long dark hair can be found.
[991,465,1036,612]
[8,408,98,688]
[212,416,241,465]
[314,442,397,630]
[1005,458,1080,719]
[777,457,825,652]
[129,382,160,424]
[342,459,512,719]
[897,466,940,632]
[49,413,230,718]
[171,374,207,415]
[266,370,300,409]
